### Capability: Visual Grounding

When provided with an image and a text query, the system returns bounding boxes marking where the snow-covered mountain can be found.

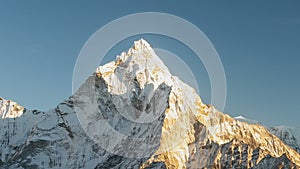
[0,39,300,168]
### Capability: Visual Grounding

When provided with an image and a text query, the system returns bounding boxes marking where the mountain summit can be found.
[0,39,300,168]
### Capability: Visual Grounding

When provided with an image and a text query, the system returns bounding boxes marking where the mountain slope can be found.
[269,126,300,154]
[0,39,299,168]
[234,116,300,154]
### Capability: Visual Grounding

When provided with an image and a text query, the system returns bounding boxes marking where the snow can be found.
[0,98,24,119]
[234,115,260,124]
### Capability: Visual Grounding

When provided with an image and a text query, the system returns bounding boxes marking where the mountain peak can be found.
[132,38,152,51]
[0,97,24,119]
[90,39,300,168]
[96,39,173,92]
[111,39,159,63]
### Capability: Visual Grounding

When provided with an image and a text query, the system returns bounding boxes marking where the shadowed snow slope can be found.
[0,39,300,168]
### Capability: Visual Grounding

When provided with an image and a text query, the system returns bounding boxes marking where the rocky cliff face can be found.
[0,39,299,169]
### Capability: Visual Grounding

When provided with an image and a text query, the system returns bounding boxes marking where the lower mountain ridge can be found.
[0,39,299,169]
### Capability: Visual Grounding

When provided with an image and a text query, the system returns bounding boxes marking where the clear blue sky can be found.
[0,1,299,127]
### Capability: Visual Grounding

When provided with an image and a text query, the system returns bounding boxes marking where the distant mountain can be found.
[0,39,299,168]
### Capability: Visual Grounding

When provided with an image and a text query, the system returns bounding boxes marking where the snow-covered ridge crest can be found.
[0,97,24,118]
